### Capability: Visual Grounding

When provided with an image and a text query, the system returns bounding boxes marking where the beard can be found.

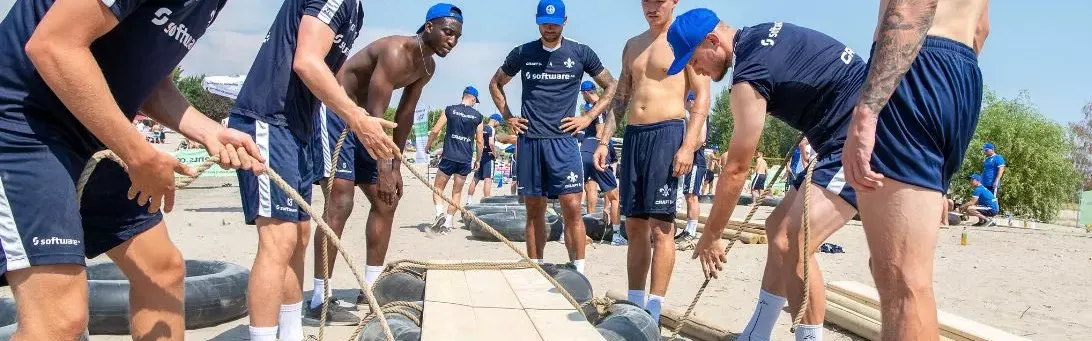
[541,33,560,43]
[712,64,730,82]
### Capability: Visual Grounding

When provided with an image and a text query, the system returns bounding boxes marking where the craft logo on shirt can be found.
[654,185,674,205]
[151,8,199,50]
[451,134,472,143]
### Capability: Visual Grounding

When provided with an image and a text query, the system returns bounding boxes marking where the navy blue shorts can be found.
[683,166,707,195]
[474,157,494,180]
[228,114,315,225]
[869,36,983,193]
[581,152,618,192]
[0,117,162,277]
[619,119,685,217]
[751,174,767,190]
[516,136,584,198]
[438,158,472,177]
[314,105,377,185]
[792,145,859,208]
[973,206,998,217]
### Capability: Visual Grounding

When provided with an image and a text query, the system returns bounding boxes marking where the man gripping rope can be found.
[306,3,464,325]
[488,0,617,274]
[427,86,485,233]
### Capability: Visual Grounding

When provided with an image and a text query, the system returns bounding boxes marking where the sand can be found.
[3,136,1090,340]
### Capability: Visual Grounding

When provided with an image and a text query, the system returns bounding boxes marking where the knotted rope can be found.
[789,158,819,333]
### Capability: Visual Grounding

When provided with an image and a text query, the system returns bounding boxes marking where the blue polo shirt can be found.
[982,154,1006,186]
[972,184,999,212]
[441,104,483,164]
[500,38,605,139]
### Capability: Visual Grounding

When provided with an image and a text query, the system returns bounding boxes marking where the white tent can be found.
[202,75,246,100]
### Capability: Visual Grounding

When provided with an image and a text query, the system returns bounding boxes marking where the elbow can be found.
[291,57,318,80]
[23,36,57,67]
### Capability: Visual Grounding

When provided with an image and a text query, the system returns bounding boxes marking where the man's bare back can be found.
[874,0,989,50]
[621,31,689,125]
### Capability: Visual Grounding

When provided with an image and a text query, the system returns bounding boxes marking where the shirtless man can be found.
[489,0,617,274]
[426,87,485,233]
[750,152,769,201]
[306,3,463,325]
[677,0,990,338]
[578,82,622,243]
[704,147,720,196]
[467,114,503,201]
[602,0,711,325]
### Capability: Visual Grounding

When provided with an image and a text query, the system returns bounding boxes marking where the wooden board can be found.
[675,212,767,231]
[421,268,605,341]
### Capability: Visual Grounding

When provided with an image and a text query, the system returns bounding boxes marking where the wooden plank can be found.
[465,270,522,309]
[503,269,573,310]
[421,301,479,341]
[425,270,471,306]
[473,308,543,341]
[675,212,767,231]
[825,291,958,341]
[525,309,606,341]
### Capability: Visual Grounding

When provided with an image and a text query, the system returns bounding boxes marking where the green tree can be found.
[1069,102,1092,191]
[708,86,799,161]
[949,89,1080,221]
[171,68,234,122]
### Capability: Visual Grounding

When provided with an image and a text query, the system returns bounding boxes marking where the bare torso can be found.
[623,30,688,125]
[337,36,435,108]
[755,158,768,174]
[875,0,988,49]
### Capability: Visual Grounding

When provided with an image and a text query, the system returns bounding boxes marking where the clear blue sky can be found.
[2,0,1088,124]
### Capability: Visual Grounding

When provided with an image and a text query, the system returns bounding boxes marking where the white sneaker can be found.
[611,234,627,246]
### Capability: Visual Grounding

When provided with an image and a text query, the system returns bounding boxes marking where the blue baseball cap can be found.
[583,103,593,112]
[490,113,504,123]
[463,85,480,103]
[536,0,566,25]
[417,3,464,34]
[580,80,596,92]
[969,173,983,182]
[687,91,695,101]
[982,142,995,151]
[666,8,720,76]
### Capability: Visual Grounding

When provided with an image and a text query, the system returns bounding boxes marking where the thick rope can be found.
[790,157,819,333]
[667,136,805,340]
[318,128,351,340]
[75,149,395,341]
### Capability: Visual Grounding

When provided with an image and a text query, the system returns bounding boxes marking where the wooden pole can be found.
[605,290,735,341]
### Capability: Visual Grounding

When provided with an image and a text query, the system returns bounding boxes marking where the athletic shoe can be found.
[429,214,445,233]
[610,233,628,246]
[984,218,996,227]
[972,218,989,227]
[673,231,693,242]
[304,298,361,326]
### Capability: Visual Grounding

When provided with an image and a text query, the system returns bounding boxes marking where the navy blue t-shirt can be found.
[501,38,605,139]
[731,22,867,145]
[441,104,483,164]
[230,0,363,141]
[0,0,226,153]
[482,125,495,158]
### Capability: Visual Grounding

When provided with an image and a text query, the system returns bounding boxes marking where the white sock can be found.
[435,204,444,216]
[464,194,472,205]
[444,214,454,228]
[739,289,788,341]
[249,326,278,341]
[572,259,585,273]
[310,278,327,309]
[794,324,823,341]
[277,302,303,341]
[531,258,543,265]
[365,265,383,288]
[686,220,698,235]
[627,290,647,306]
[646,295,664,325]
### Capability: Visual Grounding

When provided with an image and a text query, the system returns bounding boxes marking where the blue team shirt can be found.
[0,0,226,152]
[731,22,867,144]
[982,154,1006,186]
[482,125,495,158]
[441,104,483,164]
[972,184,999,211]
[501,38,605,139]
[790,148,803,174]
[230,0,363,141]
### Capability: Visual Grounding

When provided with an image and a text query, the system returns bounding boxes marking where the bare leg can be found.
[8,265,88,341]
[558,192,586,261]
[783,183,857,324]
[448,175,468,214]
[467,176,479,199]
[685,194,699,221]
[760,187,798,297]
[524,197,549,259]
[484,176,493,197]
[283,221,310,305]
[314,178,356,279]
[432,172,451,213]
[510,180,518,196]
[626,217,652,291]
[107,222,186,341]
[606,189,621,226]
[249,217,303,327]
[361,184,401,266]
[648,217,676,296]
[858,180,941,340]
[584,181,600,214]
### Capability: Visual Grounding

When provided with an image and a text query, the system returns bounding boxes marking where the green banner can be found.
[172,148,234,178]
[1080,191,1092,227]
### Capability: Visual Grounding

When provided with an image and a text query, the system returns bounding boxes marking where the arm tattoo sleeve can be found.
[856,0,939,113]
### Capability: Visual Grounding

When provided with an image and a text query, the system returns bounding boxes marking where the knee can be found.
[332,193,355,216]
[49,310,89,340]
[766,234,790,263]
[140,248,186,290]
[872,263,934,298]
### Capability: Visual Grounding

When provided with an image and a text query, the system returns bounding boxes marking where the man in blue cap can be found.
[671,0,991,339]
[579,81,623,245]
[981,142,1006,194]
[467,113,505,201]
[488,0,618,274]
[0,0,265,338]
[961,173,999,226]
[306,3,464,326]
[427,86,485,233]
[662,8,871,340]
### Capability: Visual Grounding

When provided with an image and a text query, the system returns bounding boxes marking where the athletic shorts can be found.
[751,174,767,190]
[516,136,584,198]
[438,158,472,177]
[791,144,859,208]
[619,119,685,217]
[581,152,618,192]
[474,157,494,181]
[704,171,715,183]
[314,105,378,185]
[683,166,707,195]
[973,206,998,217]
[229,114,315,225]
[868,36,983,193]
[0,117,163,279]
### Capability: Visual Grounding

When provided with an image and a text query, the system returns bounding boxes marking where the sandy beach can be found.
[3,138,1089,341]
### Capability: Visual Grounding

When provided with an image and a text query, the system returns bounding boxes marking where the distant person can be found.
[750,152,769,200]
[981,142,1006,194]
[427,86,485,234]
[961,174,999,226]
[467,113,503,202]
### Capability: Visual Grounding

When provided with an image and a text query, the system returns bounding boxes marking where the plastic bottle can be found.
[960,227,968,246]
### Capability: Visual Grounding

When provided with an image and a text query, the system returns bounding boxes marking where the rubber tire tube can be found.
[85,260,249,334]
[359,301,423,341]
[541,263,599,324]
[478,195,521,204]
[373,270,426,306]
[595,302,660,341]
[468,211,562,242]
